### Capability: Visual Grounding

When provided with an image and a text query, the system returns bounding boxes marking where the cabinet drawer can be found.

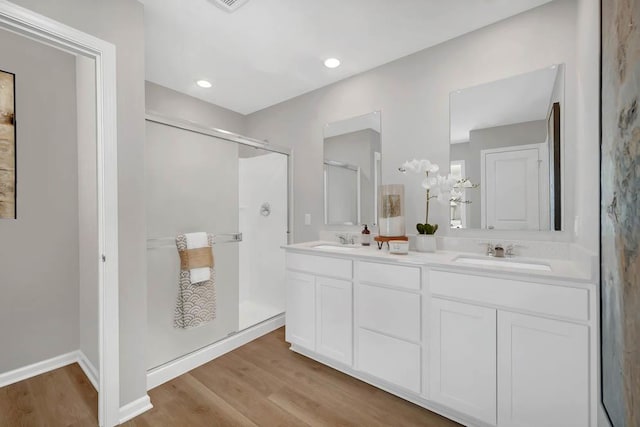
[357,328,421,393]
[430,270,589,321]
[358,261,420,290]
[358,284,420,342]
[287,252,353,279]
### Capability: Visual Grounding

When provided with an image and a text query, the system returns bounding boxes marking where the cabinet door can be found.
[497,312,589,427]
[430,298,497,425]
[316,277,352,365]
[285,271,316,350]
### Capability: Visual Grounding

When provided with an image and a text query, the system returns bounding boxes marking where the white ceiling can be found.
[141,0,553,115]
[450,65,559,143]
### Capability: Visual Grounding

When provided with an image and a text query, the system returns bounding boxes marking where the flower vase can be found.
[415,234,436,252]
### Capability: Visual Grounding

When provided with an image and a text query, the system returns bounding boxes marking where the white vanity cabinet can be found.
[285,271,316,350]
[284,245,596,427]
[285,253,353,365]
[497,311,589,427]
[355,261,422,394]
[429,298,497,425]
[429,270,593,427]
[315,277,353,364]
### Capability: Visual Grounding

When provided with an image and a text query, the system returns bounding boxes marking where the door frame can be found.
[480,142,548,230]
[0,2,120,426]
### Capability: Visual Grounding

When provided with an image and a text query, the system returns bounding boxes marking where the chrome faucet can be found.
[337,233,355,245]
[483,242,516,258]
[484,242,495,257]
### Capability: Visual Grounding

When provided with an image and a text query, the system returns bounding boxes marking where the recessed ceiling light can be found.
[196,79,213,88]
[324,58,341,69]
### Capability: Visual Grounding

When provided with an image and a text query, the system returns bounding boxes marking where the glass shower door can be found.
[145,120,240,369]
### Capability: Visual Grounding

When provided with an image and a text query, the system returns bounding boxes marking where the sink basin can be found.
[312,244,360,251]
[453,255,552,271]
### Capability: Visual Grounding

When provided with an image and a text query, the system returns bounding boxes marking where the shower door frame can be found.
[144,112,293,245]
[0,2,121,426]
[144,112,293,389]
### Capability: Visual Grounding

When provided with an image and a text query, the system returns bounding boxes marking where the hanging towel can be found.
[174,233,216,329]
[184,232,211,284]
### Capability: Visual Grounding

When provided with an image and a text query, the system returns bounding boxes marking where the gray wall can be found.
[0,30,79,372]
[146,81,245,134]
[76,56,99,371]
[244,0,578,243]
[10,0,148,406]
[450,120,548,228]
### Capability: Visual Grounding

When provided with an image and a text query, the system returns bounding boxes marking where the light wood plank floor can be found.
[1,328,461,426]
[0,362,98,426]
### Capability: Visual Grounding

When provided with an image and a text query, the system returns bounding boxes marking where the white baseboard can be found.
[147,313,285,390]
[119,395,153,424]
[0,351,79,388]
[77,351,99,392]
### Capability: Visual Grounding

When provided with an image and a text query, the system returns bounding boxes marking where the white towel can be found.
[185,232,211,284]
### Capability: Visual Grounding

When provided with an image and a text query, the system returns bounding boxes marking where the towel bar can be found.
[146,232,242,250]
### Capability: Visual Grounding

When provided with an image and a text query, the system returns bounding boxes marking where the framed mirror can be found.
[449,64,564,231]
[323,111,381,226]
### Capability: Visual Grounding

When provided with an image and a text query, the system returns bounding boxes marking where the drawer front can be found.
[358,261,421,290]
[287,252,353,279]
[358,284,420,342]
[357,328,421,393]
[429,270,589,321]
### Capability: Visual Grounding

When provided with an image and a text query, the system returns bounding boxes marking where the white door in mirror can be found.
[482,144,545,230]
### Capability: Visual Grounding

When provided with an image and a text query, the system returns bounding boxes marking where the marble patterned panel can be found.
[0,70,15,219]
[601,0,640,425]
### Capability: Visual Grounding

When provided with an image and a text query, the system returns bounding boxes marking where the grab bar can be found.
[146,232,243,250]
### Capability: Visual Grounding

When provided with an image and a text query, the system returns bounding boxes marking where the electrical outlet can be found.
[304,213,311,225]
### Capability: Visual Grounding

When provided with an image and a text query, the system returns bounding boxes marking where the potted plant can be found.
[400,159,475,252]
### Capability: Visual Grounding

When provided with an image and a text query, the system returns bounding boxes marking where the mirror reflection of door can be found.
[481,143,549,230]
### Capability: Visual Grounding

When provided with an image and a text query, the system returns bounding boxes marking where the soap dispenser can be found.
[361,224,371,246]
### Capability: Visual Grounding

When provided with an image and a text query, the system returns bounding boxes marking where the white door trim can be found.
[0,2,120,426]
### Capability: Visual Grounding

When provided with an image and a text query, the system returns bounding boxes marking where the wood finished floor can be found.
[1,328,461,426]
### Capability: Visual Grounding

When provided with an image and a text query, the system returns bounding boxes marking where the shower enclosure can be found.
[145,114,290,371]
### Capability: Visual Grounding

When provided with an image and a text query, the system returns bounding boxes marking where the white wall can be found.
[0,30,79,373]
[10,0,149,407]
[574,0,600,255]
[245,0,579,244]
[238,152,288,312]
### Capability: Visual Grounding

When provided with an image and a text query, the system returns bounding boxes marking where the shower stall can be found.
[144,114,290,373]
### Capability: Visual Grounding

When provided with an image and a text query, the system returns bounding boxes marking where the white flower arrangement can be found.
[399,159,478,234]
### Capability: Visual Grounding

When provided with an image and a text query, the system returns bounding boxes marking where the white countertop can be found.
[283,241,594,285]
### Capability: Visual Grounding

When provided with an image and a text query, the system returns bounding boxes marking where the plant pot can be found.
[415,234,436,253]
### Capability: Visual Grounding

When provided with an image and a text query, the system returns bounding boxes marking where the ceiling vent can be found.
[210,0,250,13]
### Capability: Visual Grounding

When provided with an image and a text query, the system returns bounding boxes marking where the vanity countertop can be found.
[282,241,594,285]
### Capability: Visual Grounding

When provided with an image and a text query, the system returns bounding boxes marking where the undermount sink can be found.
[453,255,552,271]
[312,244,361,251]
